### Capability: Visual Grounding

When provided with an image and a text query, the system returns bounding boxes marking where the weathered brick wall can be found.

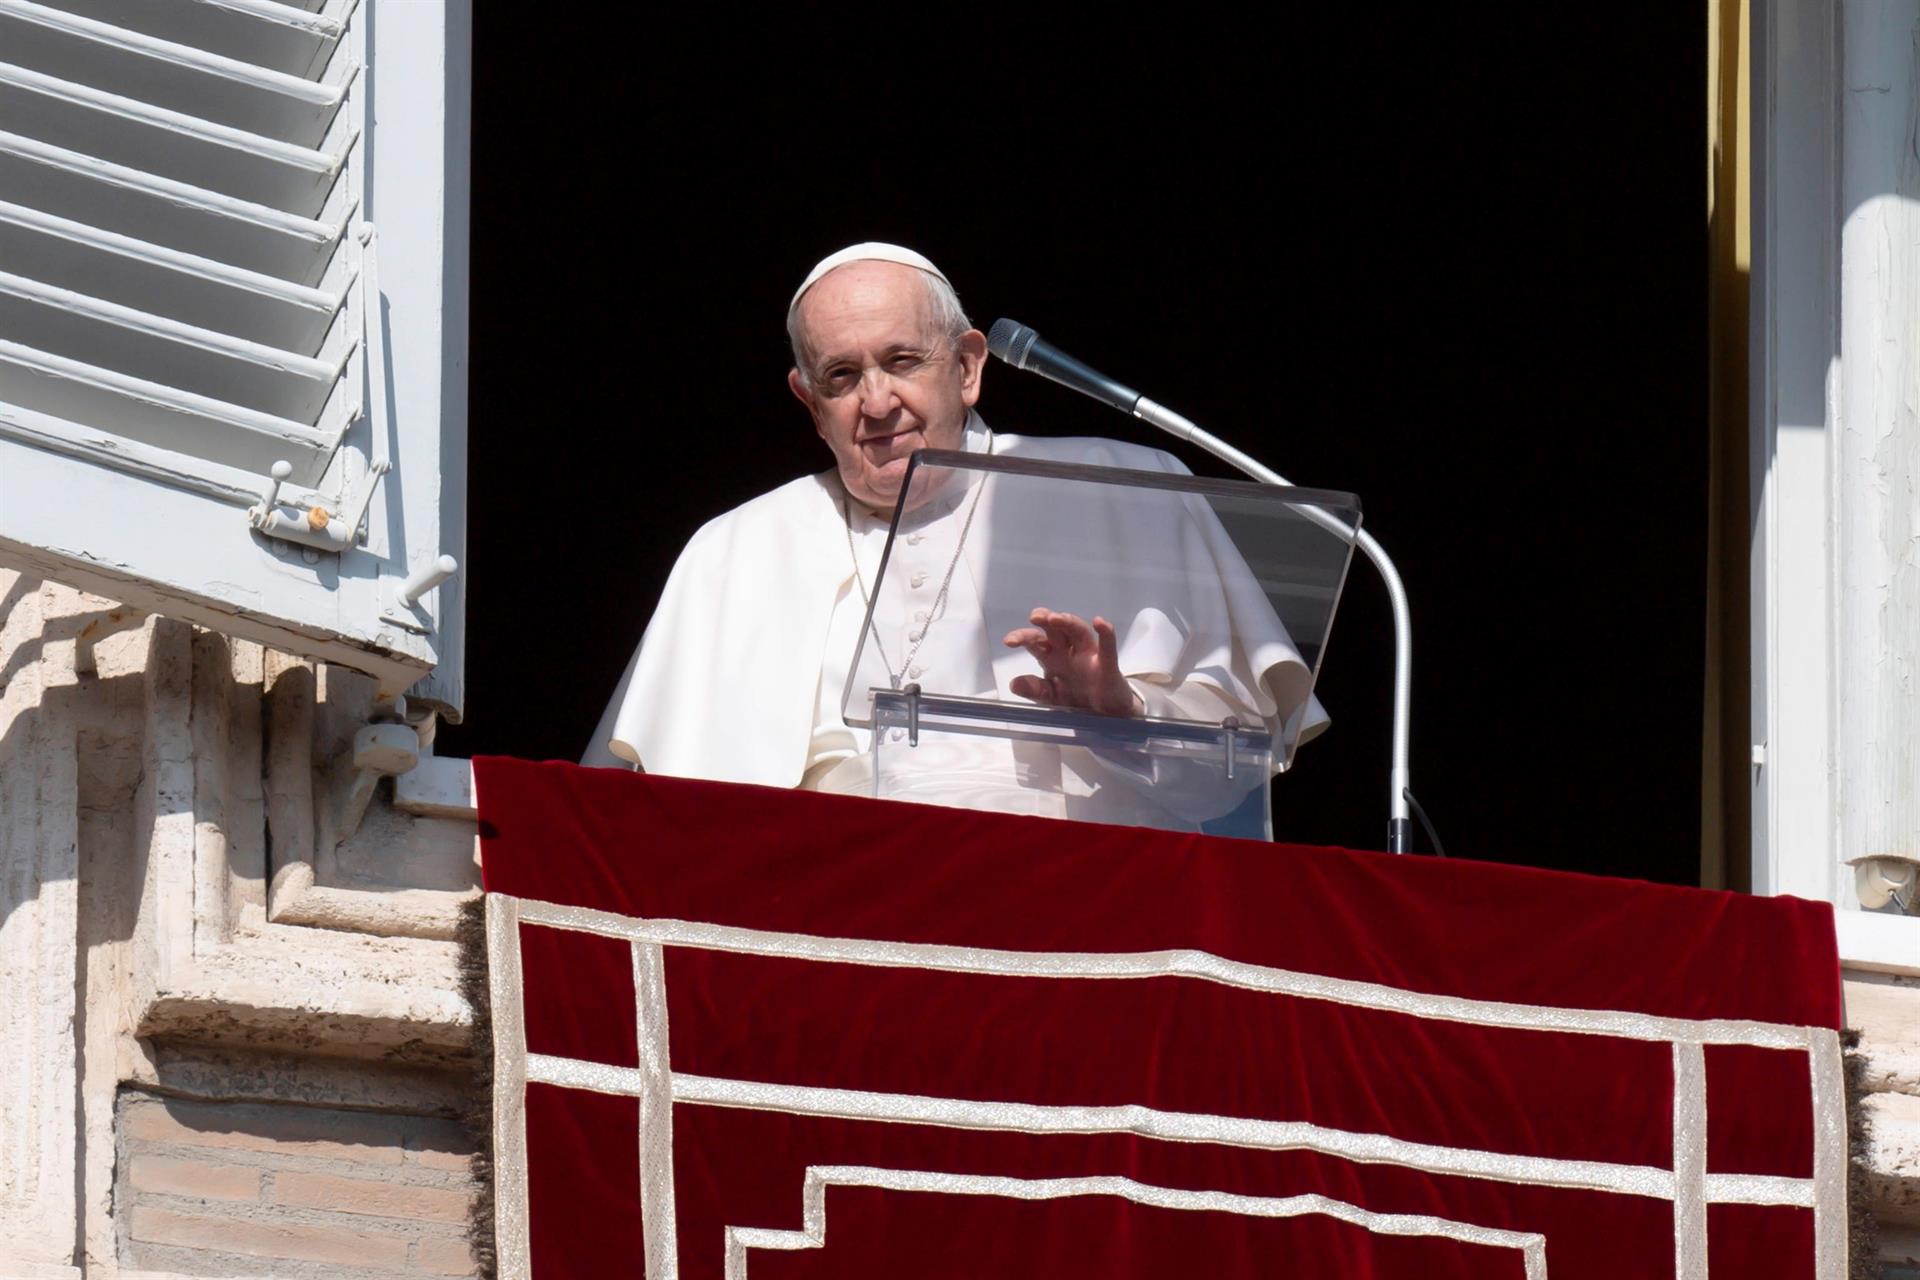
[116,1090,477,1277]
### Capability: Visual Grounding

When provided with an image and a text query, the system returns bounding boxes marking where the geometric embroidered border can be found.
[486,895,1850,1279]
[723,1169,1551,1280]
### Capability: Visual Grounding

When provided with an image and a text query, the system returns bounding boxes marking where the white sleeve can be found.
[580,642,643,768]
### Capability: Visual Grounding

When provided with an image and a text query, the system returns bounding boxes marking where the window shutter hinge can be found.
[247,456,390,553]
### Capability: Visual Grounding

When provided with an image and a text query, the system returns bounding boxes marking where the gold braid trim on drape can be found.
[458,894,499,1280]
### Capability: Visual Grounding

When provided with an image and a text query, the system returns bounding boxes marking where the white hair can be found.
[787,266,972,388]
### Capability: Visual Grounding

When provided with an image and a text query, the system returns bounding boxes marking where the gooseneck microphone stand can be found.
[987,319,1419,854]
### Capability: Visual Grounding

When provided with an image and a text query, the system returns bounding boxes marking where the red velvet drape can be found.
[477,758,1840,1279]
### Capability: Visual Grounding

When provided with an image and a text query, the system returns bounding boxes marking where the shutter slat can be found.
[0,130,345,281]
[0,1,345,146]
[0,199,341,351]
[0,397,269,505]
[0,338,335,481]
[0,270,338,421]
[46,0,347,77]
[0,62,344,214]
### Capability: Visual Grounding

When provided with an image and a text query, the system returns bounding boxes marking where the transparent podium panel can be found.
[839,448,1360,838]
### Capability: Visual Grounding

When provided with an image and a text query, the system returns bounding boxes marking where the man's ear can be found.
[787,368,825,438]
[955,328,988,407]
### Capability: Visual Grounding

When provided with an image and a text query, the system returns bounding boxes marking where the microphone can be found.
[986,316,1422,854]
[986,318,1142,415]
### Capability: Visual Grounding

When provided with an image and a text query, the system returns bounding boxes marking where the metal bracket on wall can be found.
[1855,856,1919,915]
[378,554,459,634]
[332,717,422,843]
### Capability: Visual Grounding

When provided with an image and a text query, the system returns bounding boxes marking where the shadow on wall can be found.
[0,571,164,1264]
[0,573,161,936]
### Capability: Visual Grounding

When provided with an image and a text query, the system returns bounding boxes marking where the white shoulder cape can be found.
[585,431,1328,785]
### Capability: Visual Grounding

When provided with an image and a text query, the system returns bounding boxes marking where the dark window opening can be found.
[444,13,1708,886]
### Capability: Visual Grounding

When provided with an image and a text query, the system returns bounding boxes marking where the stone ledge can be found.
[1868,1090,1920,1228]
[1879,1222,1920,1272]
[1848,978,1920,1098]
[267,865,476,942]
[144,1040,472,1118]
[392,757,476,821]
[1839,912,1920,978]
[136,933,468,1065]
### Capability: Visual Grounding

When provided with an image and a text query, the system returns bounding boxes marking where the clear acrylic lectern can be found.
[836,449,1360,840]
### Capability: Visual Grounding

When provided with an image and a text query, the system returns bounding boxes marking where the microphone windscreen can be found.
[987,318,1038,369]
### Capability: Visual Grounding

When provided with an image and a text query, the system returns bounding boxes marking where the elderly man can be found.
[586,243,1323,828]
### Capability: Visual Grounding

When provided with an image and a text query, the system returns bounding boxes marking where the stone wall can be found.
[1853,973,1920,1275]
[0,572,475,1278]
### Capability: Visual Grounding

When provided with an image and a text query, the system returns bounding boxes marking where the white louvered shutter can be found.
[0,0,467,712]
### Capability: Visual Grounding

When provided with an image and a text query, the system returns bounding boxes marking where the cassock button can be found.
[888,728,906,743]
[908,630,924,643]
[906,533,925,545]
[908,665,924,680]
[910,570,928,588]
[913,610,929,623]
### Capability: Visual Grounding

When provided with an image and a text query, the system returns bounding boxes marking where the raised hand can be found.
[1001,607,1143,717]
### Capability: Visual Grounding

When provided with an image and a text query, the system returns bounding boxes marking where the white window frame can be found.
[1750,0,1919,974]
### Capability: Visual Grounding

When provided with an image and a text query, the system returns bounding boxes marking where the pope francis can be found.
[585,243,1325,830]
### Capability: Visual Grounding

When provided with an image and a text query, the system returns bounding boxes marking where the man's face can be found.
[787,261,986,512]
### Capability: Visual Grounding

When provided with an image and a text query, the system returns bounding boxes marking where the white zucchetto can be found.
[789,242,952,313]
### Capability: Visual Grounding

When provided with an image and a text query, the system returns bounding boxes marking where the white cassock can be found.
[586,414,1328,830]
